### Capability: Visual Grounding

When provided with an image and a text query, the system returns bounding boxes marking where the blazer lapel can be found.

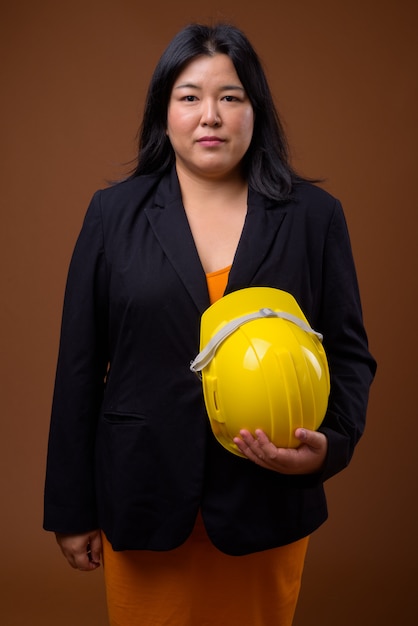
[144,169,210,313]
[227,189,288,293]
[145,168,289,310]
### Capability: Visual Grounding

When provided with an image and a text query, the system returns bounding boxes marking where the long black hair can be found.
[128,23,303,201]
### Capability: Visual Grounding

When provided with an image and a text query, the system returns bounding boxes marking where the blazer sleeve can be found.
[317,199,376,481]
[43,192,109,533]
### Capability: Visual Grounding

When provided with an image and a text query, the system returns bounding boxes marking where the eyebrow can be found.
[174,83,245,92]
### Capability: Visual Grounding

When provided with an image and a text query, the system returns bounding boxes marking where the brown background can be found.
[1,0,417,624]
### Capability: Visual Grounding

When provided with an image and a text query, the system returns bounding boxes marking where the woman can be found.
[44,23,376,625]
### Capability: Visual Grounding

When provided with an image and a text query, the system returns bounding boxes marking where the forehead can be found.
[173,53,242,87]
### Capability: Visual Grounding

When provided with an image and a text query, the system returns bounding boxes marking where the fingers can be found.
[233,429,279,467]
[233,428,328,474]
[56,530,102,571]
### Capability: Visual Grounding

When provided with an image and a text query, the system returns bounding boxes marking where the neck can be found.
[175,164,248,210]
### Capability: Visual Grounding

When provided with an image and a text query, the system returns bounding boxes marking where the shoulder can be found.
[92,173,163,213]
[287,181,345,230]
[73,174,164,246]
[291,180,340,209]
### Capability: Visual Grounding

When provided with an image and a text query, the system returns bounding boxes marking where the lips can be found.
[197,136,225,145]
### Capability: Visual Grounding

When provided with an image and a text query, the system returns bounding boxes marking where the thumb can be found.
[88,531,102,566]
[294,428,322,449]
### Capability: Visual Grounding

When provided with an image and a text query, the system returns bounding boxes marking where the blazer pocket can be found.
[103,412,147,424]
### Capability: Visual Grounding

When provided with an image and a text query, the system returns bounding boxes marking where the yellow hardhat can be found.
[190,287,330,457]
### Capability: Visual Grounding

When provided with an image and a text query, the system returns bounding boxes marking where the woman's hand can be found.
[233,428,328,475]
[55,529,102,571]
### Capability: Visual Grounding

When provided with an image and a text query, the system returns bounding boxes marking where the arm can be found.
[316,199,376,479]
[44,192,109,535]
[234,199,376,477]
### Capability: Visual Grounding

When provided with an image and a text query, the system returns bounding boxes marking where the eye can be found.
[222,95,239,102]
[182,95,198,102]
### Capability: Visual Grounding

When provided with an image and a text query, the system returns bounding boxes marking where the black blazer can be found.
[44,167,376,555]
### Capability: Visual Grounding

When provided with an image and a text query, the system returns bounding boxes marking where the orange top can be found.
[206,265,231,304]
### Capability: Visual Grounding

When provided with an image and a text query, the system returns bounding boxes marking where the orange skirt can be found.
[102,513,309,626]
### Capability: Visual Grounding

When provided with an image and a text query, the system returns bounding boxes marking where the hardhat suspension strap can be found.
[190,308,323,375]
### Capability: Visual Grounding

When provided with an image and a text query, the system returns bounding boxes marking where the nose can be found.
[200,99,221,127]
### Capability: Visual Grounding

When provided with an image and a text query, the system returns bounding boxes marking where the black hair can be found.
[128,23,304,201]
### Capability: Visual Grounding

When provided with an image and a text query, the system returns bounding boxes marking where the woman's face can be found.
[166,54,254,181]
